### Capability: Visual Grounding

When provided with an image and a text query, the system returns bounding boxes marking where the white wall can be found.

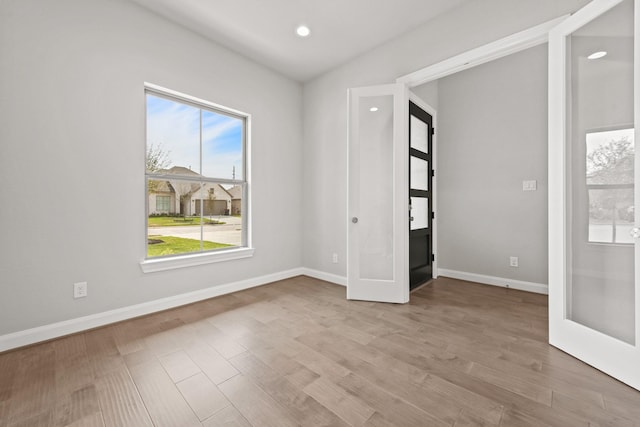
[302,0,589,278]
[0,0,302,335]
[435,44,549,285]
[412,81,438,111]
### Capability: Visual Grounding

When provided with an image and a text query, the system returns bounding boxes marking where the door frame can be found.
[344,12,579,300]
[397,15,568,87]
[397,16,565,283]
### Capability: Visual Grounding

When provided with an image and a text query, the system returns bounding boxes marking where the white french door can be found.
[549,0,640,389]
[347,83,409,303]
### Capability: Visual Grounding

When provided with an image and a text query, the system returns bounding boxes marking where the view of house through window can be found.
[587,128,634,244]
[145,88,247,258]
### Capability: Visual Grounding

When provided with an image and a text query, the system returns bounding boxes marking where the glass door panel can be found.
[410,157,429,191]
[357,95,394,281]
[410,115,429,153]
[567,0,635,344]
[410,197,429,230]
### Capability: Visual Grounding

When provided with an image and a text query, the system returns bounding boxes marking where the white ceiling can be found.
[130,0,471,82]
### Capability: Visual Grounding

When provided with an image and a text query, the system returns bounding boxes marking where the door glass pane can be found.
[411,115,429,153]
[567,0,635,344]
[358,95,394,280]
[410,197,429,230]
[411,156,429,191]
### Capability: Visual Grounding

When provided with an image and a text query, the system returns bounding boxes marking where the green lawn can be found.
[147,235,232,257]
[148,216,225,227]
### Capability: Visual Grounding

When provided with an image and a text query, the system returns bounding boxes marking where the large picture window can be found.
[144,85,249,261]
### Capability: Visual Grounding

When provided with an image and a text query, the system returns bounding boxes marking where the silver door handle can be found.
[631,227,640,238]
[352,217,358,223]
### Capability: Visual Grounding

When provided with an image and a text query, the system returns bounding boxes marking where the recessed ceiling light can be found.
[588,51,607,60]
[296,25,310,37]
[369,107,379,112]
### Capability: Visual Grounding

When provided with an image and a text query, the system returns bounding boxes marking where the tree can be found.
[587,136,634,185]
[146,143,171,173]
[146,143,172,194]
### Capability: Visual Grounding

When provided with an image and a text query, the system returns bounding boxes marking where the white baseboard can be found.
[437,269,548,295]
[300,268,347,286]
[0,267,306,353]
[0,267,545,352]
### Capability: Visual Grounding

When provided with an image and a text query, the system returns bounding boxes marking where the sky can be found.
[146,94,243,180]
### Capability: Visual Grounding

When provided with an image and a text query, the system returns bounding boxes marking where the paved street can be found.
[148,215,243,246]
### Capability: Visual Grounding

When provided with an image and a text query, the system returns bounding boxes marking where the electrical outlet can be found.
[510,257,519,267]
[522,180,537,191]
[332,253,338,263]
[74,282,87,299]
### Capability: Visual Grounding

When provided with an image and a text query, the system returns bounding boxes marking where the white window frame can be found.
[140,83,253,273]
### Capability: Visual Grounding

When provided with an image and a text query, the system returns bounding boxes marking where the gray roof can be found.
[159,166,201,176]
[151,180,174,193]
[226,185,242,200]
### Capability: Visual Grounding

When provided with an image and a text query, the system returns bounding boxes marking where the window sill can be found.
[140,247,254,273]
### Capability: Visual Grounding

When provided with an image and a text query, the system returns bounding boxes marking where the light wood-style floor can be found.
[1,276,640,426]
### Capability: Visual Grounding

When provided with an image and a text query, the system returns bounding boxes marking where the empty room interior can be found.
[2,0,640,426]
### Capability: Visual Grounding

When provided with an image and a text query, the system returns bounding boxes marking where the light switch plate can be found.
[522,180,537,191]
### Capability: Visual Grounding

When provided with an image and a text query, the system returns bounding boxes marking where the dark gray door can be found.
[409,101,433,290]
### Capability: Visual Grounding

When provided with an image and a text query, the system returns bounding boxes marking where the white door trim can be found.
[397,15,568,88]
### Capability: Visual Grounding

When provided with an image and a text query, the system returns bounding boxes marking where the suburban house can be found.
[2,0,640,425]
[226,184,243,216]
[194,184,233,217]
[148,166,241,216]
